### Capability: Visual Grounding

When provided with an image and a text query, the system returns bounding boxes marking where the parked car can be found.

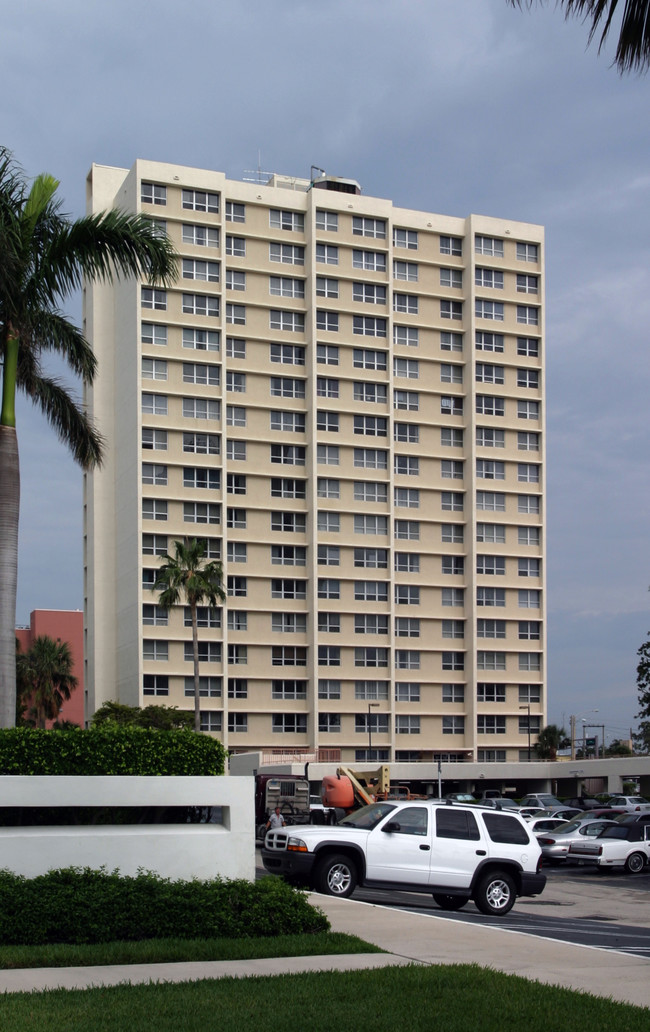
[519,807,548,821]
[541,807,583,821]
[587,807,628,820]
[519,793,563,809]
[606,795,650,813]
[445,793,477,803]
[561,797,602,810]
[528,817,569,835]
[535,818,619,863]
[568,822,650,873]
[478,797,521,811]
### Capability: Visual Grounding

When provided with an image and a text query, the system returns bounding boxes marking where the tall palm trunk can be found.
[0,424,19,728]
[190,601,201,732]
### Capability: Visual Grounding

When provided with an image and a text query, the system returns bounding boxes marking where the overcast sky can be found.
[3,0,648,746]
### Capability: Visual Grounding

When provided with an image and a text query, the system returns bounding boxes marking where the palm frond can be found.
[16,364,104,469]
[18,309,98,383]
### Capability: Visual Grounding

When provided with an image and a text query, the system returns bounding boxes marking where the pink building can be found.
[15,610,84,727]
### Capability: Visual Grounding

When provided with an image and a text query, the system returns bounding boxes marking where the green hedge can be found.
[0,869,328,945]
[0,727,226,776]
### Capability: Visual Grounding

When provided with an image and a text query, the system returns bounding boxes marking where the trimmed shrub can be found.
[0,868,328,945]
[0,726,226,776]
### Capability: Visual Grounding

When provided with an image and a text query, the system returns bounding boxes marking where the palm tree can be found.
[153,539,225,732]
[0,147,177,728]
[534,723,570,760]
[507,1,650,73]
[15,634,77,728]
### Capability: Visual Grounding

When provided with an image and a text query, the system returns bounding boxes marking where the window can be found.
[353,216,385,238]
[141,182,166,205]
[270,310,304,333]
[477,619,506,639]
[395,618,420,638]
[440,268,462,289]
[314,378,338,402]
[270,209,304,232]
[518,558,540,578]
[517,274,538,294]
[442,556,464,576]
[225,270,245,292]
[269,275,305,299]
[477,652,506,671]
[517,242,538,262]
[318,713,341,733]
[223,233,246,256]
[225,201,245,222]
[476,427,504,448]
[271,512,306,533]
[441,524,463,543]
[395,585,420,605]
[442,620,465,639]
[315,208,338,231]
[185,676,222,698]
[271,478,306,499]
[519,684,541,703]
[353,348,387,370]
[394,519,419,540]
[354,382,387,405]
[517,336,539,357]
[442,652,464,670]
[318,646,340,666]
[142,604,168,627]
[183,502,220,524]
[476,460,505,481]
[141,287,166,311]
[442,684,465,703]
[517,305,539,325]
[272,544,306,566]
[394,228,418,249]
[316,244,339,265]
[475,268,504,289]
[441,460,463,479]
[183,328,220,352]
[353,282,387,304]
[183,189,219,213]
[477,555,505,576]
[395,424,420,444]
[352,249,385,271]
[183,258,219,282]
[518,400,539,420]
[355,647,389,668]
[476,395,505,417]
[317,578,340,600]
[228,677,248,697]
[395,715,420,735]
[142,428,167,451]
[227,574,247,595]
[225,439,246,461]
[269,345,305,370]
[354,415,388,436]
[355,581,388,602]
[227,542,247,563]
[355,713,389,733]
[394,325,419,347]
[318,545,340,566]
[271,613,307,633]
[476,363,504,385]
[353,448,388,470]
[141,358,167,381]
[319,679,341,699]
[393,391,418,411]
[353,316,387,337]
[354,681,389,701]
[475,235,504,257]
[518,463,540,483]
[440,363,462,384]
[183,467,220,490]
[270,411,305,433]
[183,399,221,422]
[477,587,506,607]
[441,332,463,352]
[183,293,219,317]
[226,470,245,496]
[393,261,418,281]
[141,323,168,348]
[442,716,465,735]
[141,393,167,417]
[519,620,541,640]
[476,300,504,321]
[272,578,307,600]
[475,333,504,356]
[270,242,305,265]
[442,588,465,607]
[142,499,167,522]
[441,492,463,512]
[142,463,167,486]
[224,405,244,427]
[477,523,505,544]
[316,310,339,333]
[143,675,169,696]
[355,614,389,635]
[394,487,419,508]
[478,716,506,734]
[316,276,339,298]
[184,641,221,663]
[142,533,167,556]
[187,606,222,629]
[228,714,248,733]
[317,444,339,465]
[517,369,539,390]
[476,491,505,512]
[440,235,462,255]
[183,362,219,386]
[354,481,388,503]
[519,652,541,671]
[269,444,305,468]
[393,293,418,315]
[317,344,339,365]
[355,514,388,535]
[354,547,387,568]
[441,396,463,416]
[394,552,420,573]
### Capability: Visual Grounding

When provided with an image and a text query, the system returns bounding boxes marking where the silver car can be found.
[535,818,619,863]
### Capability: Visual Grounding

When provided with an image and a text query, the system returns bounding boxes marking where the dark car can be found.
[562,797,602,810]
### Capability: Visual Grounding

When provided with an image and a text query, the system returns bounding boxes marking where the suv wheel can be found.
[624,851,646,874]
[474,871,516,916]
[315,854,357,897]
[432,893,468,912]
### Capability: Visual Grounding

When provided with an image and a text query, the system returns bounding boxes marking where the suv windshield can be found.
[339,803,397,829]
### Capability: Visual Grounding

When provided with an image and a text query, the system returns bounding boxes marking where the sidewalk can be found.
[0,893,647,1008]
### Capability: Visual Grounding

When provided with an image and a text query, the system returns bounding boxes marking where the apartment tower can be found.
[84,160,545,763]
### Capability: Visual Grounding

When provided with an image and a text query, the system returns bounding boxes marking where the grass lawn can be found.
[0,932,379,970]
[1,964,648,1032]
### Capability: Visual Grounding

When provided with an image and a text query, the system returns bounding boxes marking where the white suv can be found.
[262,800,546,916]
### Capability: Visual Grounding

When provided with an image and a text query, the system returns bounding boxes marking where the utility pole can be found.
[570,714,576,760]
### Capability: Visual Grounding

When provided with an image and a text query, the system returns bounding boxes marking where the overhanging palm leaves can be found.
[507,1,650,73]
[0,147,178,728]
[153,540,226,733]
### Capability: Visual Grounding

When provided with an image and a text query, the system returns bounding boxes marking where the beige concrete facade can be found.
[84,160,545,763]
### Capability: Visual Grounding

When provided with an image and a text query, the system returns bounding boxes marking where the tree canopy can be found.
[16,634,77,728]
[534,723,570,760]
[634,633,650,753]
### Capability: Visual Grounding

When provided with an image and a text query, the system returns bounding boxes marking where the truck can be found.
[321,765,427,816]
[254,774,310,842]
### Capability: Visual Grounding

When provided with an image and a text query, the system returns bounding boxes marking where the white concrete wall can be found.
[0,776,254,881]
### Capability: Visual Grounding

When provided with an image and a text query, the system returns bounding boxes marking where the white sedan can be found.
[606,795,650,813]
[568,823,650,873]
